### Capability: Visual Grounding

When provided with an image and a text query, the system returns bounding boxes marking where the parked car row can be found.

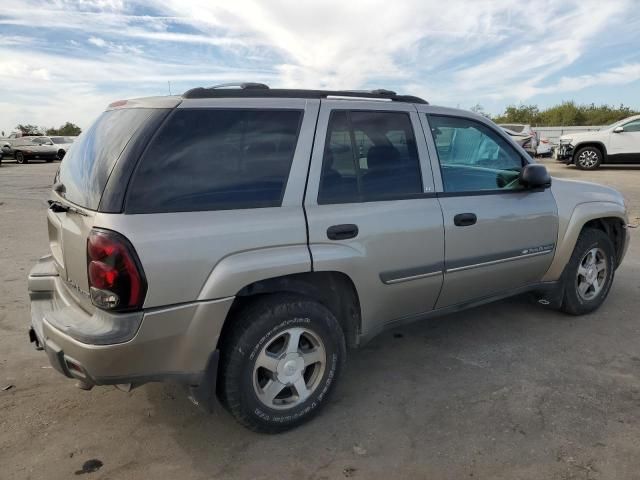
[0,135,76,165]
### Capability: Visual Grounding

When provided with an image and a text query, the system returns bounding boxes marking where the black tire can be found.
[561,228,616,315]
[218,294,346,433]
[57,149,65,160]
[16,151,27,164]
[574,146,602,170]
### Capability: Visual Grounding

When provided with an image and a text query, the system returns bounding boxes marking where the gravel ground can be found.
[0,158,639,480]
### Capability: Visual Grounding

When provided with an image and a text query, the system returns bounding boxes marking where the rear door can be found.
[304,100,444,338]
[419,108,558,307]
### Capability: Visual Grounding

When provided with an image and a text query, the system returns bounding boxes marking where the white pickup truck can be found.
[556,115,640,169]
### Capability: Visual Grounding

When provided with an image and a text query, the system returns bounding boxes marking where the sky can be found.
[1,0,640,134]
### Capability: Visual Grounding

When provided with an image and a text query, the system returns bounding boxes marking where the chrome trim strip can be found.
[446,249,553,273]
[383,270,442,285]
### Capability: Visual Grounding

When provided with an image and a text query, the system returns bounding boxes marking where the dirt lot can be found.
[1,158,639,480]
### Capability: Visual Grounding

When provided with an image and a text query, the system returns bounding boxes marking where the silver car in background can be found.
[27,84,629,433]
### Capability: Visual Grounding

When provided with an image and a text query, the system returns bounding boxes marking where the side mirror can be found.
[519,164,551,189]
[613,126,624,133]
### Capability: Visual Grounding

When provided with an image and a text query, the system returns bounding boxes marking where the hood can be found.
[551,177,626,207]
[559,130,607,143]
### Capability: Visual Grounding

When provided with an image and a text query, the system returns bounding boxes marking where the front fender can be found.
[571,141,608,161]
[542,201,628,281]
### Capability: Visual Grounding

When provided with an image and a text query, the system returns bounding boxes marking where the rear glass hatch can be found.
[49,107,168,312]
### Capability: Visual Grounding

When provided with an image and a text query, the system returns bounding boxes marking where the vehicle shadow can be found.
[140,293,599,478]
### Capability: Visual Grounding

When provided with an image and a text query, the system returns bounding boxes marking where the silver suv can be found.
[28,84,630,433]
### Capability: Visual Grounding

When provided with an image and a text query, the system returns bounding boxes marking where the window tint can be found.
[126,109,301,214]
[58,108,155,209]
[318,111,422,203]
[429,115,525,193]
[623,119,640,132]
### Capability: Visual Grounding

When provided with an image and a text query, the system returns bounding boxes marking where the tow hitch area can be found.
[28,327,43,351]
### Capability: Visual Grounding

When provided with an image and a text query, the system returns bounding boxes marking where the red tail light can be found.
[87,229,146,311]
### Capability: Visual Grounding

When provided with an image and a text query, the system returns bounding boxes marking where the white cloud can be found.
[0,0,638,133]
[88,36,107,48]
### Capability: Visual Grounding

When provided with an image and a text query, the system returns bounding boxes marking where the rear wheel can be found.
[574,146,602,170]
[561,228,615,315]
[57,149,65,160]
[218,294,346,433]
[15,151,27,164]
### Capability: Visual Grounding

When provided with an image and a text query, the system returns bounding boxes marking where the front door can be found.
[609,118,640,162]
[420,111,558,308]
[304,100,445,338]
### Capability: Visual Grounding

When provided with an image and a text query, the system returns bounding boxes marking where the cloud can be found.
[0,0,639,133]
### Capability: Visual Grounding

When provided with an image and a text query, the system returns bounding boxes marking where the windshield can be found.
[51,136,75,144]
[57,108,155,209]
[601,118,634,130]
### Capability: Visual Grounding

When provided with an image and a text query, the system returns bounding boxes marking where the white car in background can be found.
[498,124,539,153]
[47,136,76,159]
[556,115,640,169]
[537,136,552,157]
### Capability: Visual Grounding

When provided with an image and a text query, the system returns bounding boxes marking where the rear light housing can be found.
[87,228,147,311]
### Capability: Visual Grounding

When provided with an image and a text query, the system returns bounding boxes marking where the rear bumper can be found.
[28,255,234,388]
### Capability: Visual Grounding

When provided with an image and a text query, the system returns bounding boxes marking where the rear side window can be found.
[58,108,155,210]
[126,109,302,214]
[318,110,423,204]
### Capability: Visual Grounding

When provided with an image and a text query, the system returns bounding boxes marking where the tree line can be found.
[473,101,639,126]
[3,122,82,137]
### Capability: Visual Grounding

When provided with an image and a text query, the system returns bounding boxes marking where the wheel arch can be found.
[218,271,362,350]
[572,141,607,163]
[542,202,628,281]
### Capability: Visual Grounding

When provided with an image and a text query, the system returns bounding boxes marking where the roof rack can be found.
[182,84,427,104]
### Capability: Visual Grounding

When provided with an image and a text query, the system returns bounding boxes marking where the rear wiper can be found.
[47,200,88,216]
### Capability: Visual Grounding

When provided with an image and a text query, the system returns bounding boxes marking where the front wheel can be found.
[15,151,27,164]
[574,146,602,170]
[561,228,616,315]
[218,294,346,433]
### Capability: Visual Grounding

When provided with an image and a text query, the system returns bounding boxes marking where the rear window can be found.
[499,124,525,133]
[126,109,302,214]
[57,109,155,209]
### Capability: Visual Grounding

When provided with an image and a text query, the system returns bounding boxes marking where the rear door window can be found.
[57,108,156,209]
[126,109,302,214]
[318,110,423,203]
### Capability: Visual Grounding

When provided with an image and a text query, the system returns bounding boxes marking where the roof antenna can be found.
[168,81,172,96]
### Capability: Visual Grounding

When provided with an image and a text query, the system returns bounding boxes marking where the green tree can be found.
[46,122,82,136]
[15,124,42,135]
[492,102,638,126]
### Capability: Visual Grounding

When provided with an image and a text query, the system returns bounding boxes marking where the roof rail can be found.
[206,82,270,90]
[182,85,427,104]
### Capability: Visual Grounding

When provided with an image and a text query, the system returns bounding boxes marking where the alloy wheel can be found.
[576,247,607,301]
[252,327,326,410]
[577,150,598,168]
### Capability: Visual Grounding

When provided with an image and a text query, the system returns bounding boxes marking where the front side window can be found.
[318,110,423,204]
[428,115,525,193]
[622,119,640,132]
[126,109,302,214]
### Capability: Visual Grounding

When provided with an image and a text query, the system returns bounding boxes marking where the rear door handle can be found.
[327,224,359,240]
[453,213,477,227]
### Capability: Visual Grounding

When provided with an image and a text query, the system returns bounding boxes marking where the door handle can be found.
[453,213,477,227]
[327,224,359,240]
